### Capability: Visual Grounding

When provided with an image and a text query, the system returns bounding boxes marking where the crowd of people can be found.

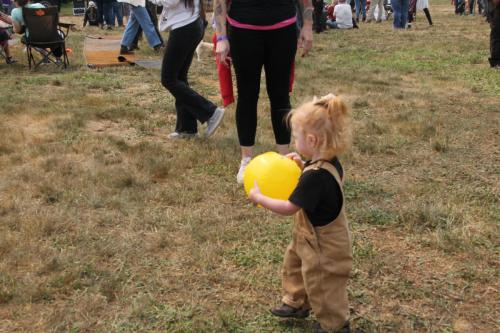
[84,0,125,29]
[0,0,65,64]
[314,0,426,30]
[310,0,499,30]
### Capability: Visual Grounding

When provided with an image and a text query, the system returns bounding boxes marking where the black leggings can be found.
[161,18,217,134]
[229,23,297,147]
[491,2,500,66]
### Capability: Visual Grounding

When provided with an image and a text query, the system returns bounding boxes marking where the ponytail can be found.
[290,93,352,159]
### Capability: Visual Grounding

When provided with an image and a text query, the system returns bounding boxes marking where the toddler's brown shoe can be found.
[270,304,310,318]
[313,321,350,333]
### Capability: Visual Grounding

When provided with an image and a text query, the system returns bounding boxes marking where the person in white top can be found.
[119,0,163,54]
[408,0,433,26]
[327,0,354,29]
[158,0,225,139]
[366,0,386,22]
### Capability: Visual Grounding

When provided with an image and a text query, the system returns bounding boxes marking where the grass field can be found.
[0,1,499,332]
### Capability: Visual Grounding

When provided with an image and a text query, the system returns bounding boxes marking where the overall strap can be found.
[304,160,344,188]
[317,161,344,188]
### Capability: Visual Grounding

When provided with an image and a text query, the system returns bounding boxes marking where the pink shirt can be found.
[227,15,297,30]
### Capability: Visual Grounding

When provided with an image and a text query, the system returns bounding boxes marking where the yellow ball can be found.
[244,152,302,201]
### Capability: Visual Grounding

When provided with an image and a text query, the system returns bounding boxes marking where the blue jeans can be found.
[121,5,161,48]
[96,0,113,26]
[326,20,338,28]
[392,0,409,28]
[103,3,114,26]
[113,2,123,26]
[355,0,367,19]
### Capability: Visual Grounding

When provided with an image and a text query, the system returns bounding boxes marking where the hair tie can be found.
[313,93,336,107]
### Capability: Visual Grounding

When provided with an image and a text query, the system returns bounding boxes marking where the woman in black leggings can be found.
[160,0,224,139]
[214,0,314,183]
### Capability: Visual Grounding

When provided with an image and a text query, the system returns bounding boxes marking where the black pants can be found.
[490,2,500,66]
[312,0,325,32]
[229,23,297,147]
[161,18,217,134]
[0,29,9,43]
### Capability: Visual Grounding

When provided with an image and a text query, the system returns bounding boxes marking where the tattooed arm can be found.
[213,0,230,63]
[299,0,314,57]
[0,11,12,25]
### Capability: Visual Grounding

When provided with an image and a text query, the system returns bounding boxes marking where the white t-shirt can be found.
[416,0,429,10]
[333,3,353,29]
[156,0,200,31]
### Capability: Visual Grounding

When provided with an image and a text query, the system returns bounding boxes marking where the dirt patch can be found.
[85,119,176,145]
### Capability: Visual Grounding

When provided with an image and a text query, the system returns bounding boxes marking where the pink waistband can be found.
[227,16,297,31]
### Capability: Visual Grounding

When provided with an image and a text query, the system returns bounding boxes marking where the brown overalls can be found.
[281,160,353,332]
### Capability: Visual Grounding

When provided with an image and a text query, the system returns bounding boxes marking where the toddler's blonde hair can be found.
[288,94,352,159]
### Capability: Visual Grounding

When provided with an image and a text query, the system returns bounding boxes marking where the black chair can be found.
[22,6,68,69]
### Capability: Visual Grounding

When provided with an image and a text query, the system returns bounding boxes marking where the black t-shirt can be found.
[289,158,344,227]
[228,0,296,26]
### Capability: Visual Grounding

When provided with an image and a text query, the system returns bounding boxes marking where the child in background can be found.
[83,1,99,27]
[248,94,353,333]
[0,10,17,64]
[0,28,16,64]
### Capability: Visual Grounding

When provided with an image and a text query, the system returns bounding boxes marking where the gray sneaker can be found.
[204,107,225,138]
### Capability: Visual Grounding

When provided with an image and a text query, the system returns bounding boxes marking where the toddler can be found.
[249,94,353,333]
[0,11,16,64]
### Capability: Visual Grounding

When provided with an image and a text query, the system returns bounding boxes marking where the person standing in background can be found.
[408,0,432,26]
[488,0,500,67]
[159,0,225,139]
[96,0,114,29]
[392,0,409,28]
[313,0,325,32]
[354,0,367,21]
[118,0,163,54]
[366,0,385,22]
[129,0,163,50]
[112,0,124,27]
[213,0,314,184]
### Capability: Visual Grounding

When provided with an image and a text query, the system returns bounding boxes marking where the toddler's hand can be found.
[286,152,304,170]
[248,181,262,205]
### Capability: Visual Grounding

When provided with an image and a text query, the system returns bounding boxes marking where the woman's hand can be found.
[298,24,313,57]
[248,181,262,205]
[215,38,230,65]
[286,152,304,170]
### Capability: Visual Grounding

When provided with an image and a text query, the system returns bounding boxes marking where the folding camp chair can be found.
[22,6,68,69]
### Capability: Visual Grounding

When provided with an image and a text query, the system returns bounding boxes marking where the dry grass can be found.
[0,1,499,332]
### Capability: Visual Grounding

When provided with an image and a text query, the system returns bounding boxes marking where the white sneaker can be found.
[167,132,198,140]
[204,107,225,138]
[236,157,252,184]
